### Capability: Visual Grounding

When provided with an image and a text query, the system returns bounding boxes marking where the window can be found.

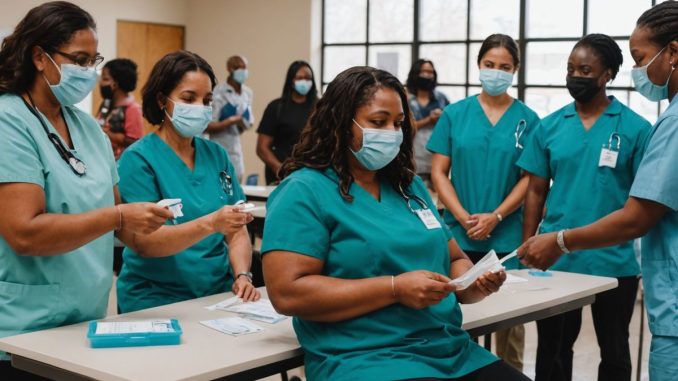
[322,0,662,122]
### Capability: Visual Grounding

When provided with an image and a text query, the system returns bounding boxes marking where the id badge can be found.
[415,209,442,230]
[599,148,618,168]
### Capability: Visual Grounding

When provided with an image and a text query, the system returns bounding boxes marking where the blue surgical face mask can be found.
[294,79,313,96]
[165,98,213,138]
[632,46,676,102]
[479,69,514,96]
[350,119,403,171]
[43,53,97,106]
[232,68,248,84]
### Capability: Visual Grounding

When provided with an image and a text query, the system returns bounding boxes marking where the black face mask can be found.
[100,85,113,99]
[566,76,602,103]
[415,76,436,91]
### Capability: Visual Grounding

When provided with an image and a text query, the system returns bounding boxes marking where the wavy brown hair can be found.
[280,66,415,202]
[0,1,96,95]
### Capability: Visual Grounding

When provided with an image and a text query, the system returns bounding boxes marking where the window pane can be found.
[324,0,367,43]
[369,0,413,42]
[527,0,584,38]
[419,43,467,84]
[470,0,520,40]
[588,0,651,36]
[525,88,572,118]
[629,92,661,124]
[323,46,366,83]
[368,45,412,82]
[526,41,576,86]
[436,86,467,103]
[419,0,467,41]
[613,39,634,88]
[468,42,520,86]
[608,89,630,106]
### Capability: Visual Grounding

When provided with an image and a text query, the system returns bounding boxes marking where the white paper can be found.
[236,203,266,213]
[157,198,183,218]
[206,297,287,324]
[200,317,264,336]
[449,250,505,290]
[504,273,528,284]
[95,320,174,335]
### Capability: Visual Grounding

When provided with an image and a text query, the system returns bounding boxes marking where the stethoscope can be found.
[514,119,527,149]
[397,184,429,214]
[606,132,621,151]
[219,170,234,197]
[22,93,86,176]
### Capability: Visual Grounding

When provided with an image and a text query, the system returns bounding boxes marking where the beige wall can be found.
[186,0,314,183]
[0,0,317,183]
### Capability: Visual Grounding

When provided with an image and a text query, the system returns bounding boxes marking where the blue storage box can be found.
[87,319,182,348]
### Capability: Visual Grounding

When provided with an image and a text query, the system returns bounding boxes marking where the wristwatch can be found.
[236,272,253,282]
[556,230,570,254]
[494,212,503,222]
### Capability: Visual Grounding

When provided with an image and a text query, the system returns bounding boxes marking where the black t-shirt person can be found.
[257,98,314,184]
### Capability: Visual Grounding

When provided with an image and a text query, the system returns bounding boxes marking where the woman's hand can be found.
[233,276,261,302]
[518,232,563,270]
[472,270,506,296]
[118,203,174,234]
[211,206,254,235]
[466,213,500,240]
[393,271,456,309]
[456,211,478,232]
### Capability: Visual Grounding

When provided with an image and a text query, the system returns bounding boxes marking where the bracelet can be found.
[494,212,503,222]
[391,275,396,298]
[115,205,123,231]
[556,230,570,254]
[236,272,253,282]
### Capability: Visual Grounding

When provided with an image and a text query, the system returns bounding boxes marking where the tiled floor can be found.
[106,280,650,381]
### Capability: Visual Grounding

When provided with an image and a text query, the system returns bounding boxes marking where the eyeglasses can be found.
[54,50,105,68]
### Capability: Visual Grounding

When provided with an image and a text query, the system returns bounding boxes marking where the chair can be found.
[246,173,259,186]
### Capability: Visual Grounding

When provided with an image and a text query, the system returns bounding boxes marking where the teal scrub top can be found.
[0,94,117,360]
[517,97,651,277]
[261,168,497,381]
[116,133,245,313]
[426,95,540,259]
[629,95,678,337]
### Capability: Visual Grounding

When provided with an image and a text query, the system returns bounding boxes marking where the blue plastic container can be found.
[87,319,182,348]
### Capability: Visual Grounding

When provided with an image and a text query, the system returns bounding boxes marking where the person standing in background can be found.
[207,55,253,183]
[405,59,449,188]
[97,58,143,160]
[256,60,318,184]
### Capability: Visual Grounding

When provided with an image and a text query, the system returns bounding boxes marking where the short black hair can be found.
[0,1,96,94]
[477,34,520,68]
[573,34,623,79]
[142,50,217,125]
[103,58,138,92]
[637,1,678,47]
[405,59,437,94]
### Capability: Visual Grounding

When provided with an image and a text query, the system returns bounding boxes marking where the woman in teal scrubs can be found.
[262,66,528,381]
[517,34,651,381]
[519,4,678,381]
[428,34,540,371]
[116,51,260,313]
[0,3,171,379]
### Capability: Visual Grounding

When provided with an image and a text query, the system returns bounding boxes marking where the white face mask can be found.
[165,98,213,138]
[43,52,97,106]
[350,119,404,171]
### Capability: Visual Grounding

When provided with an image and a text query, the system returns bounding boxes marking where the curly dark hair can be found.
[142,50,217,125]
[280,66,415,202]
[104,58,138,92]
[0,1,96,95]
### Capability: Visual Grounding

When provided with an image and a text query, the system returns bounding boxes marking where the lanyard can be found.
[22,93,86,176]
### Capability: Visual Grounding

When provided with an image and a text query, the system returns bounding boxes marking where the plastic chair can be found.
[246,173,259,186]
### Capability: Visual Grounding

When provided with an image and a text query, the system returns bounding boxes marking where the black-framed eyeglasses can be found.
[219,170,234,196]
[54,50,104,68]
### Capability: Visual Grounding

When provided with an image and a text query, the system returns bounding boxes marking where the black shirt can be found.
[257,98,314,183]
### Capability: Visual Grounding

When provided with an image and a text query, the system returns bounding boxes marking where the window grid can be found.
[321,0,662,118]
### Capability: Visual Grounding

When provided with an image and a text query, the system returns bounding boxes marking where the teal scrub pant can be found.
[649,335,678,381]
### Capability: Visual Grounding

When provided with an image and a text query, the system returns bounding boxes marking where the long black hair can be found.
[281,60,318,105]
[0,1,96,94]
[142,50,217,125]
[280,66,415,202]
[637,1,678,47]
[405,59,437,94]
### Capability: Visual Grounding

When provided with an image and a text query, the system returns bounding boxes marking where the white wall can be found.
[185,0,314,182]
